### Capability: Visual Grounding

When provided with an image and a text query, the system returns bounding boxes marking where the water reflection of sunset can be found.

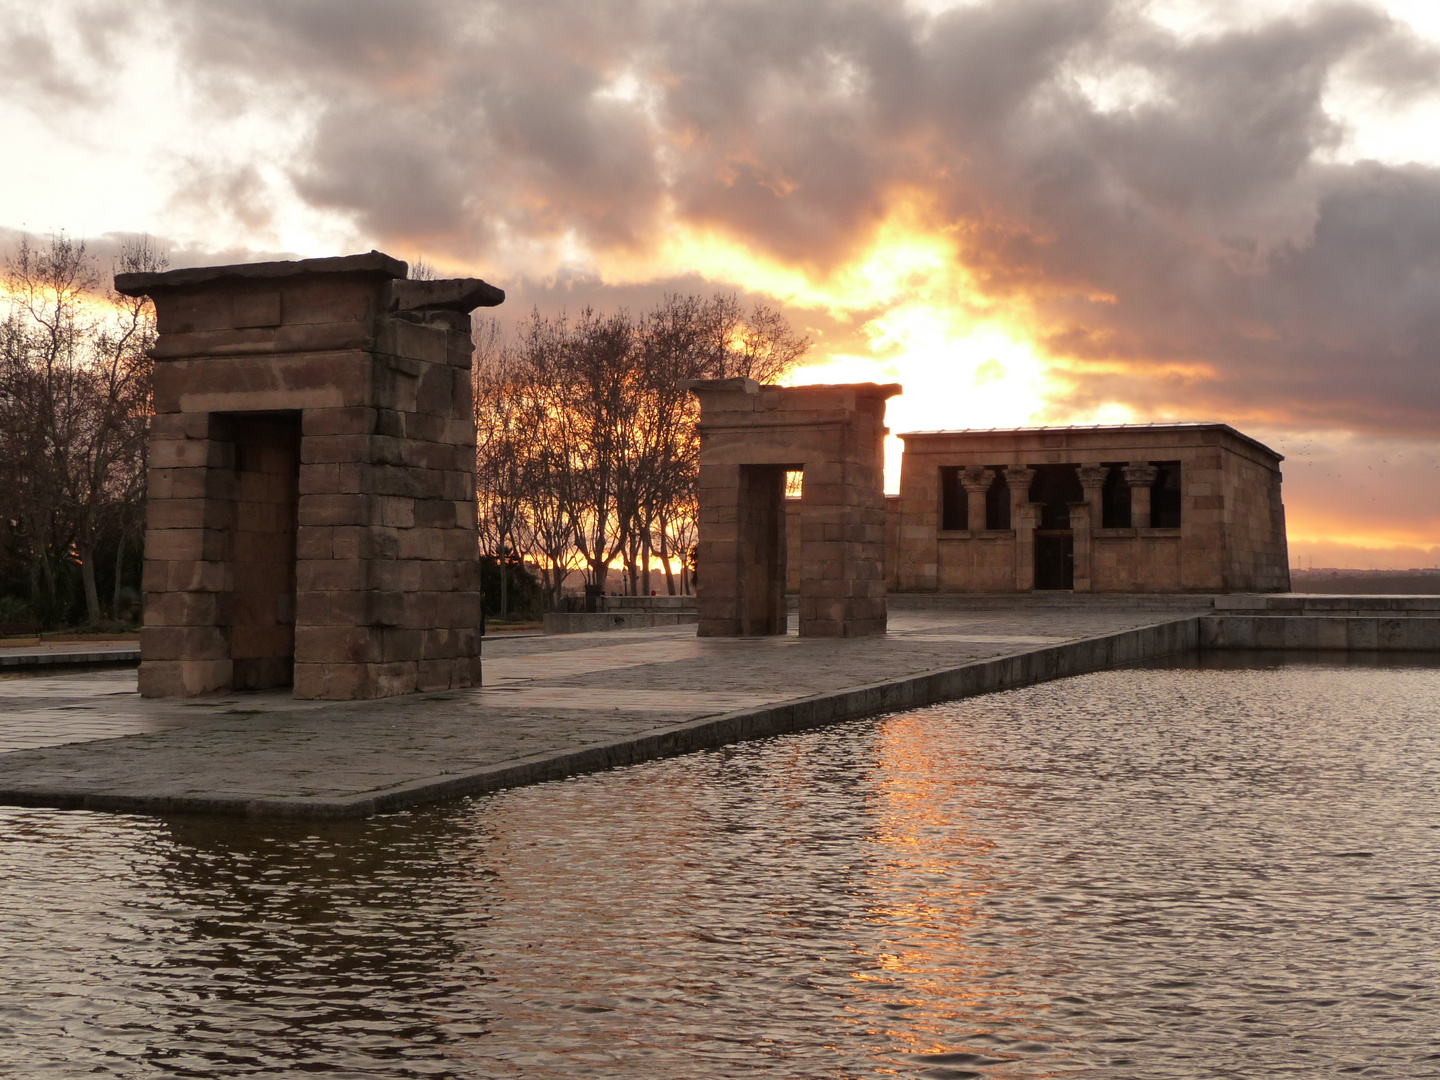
[846,711,1040,1063]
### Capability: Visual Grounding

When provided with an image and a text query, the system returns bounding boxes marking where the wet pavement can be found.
[0,608,1202,816]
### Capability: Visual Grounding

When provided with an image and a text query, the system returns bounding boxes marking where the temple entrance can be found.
[224,413,301,689]
[736,464,790,635]
[1034,531,1074,590]
[1029,464,1079,592]
[686,378,899,638]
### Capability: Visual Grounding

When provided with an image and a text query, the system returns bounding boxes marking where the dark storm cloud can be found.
[12,0,1440,433]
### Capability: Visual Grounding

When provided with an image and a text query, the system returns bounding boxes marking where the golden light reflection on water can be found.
[846,712,1043,1065]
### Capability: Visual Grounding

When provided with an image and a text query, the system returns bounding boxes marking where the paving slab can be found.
[0,608,1205,818]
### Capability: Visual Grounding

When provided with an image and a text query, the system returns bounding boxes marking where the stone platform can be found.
[0,608,1202,818]
[1,598,1434,820]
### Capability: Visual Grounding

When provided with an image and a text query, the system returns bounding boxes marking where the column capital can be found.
[1077,463,1108,490]
[1122,461,1158,488]
[959,464,993,493]
[1003,465,1036,491]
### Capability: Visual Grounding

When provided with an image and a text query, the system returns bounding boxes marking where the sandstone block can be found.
[302,433,371,464]
[302,406,377,436]
[298,493,372,528]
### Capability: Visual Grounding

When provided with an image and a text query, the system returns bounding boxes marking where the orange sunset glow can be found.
[4,0,1440,566]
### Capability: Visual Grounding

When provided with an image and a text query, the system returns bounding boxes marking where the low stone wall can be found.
[1215,595,1440,614]
[0,645,141,669]
[595,596,696,612]
[887,592,1217,611]
[1202,615,1440,650]
[542,611,700,634]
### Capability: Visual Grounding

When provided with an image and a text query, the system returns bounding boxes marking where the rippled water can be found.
[3,655,1440,1078]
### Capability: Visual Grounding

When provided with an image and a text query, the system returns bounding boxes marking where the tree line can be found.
[473,295,808,612]
[0,232,811,627]
[0,234,162,628]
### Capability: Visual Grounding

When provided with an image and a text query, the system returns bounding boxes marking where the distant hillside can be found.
[1290,569,1440,595]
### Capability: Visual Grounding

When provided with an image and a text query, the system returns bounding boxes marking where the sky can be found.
[2,0,1439,568]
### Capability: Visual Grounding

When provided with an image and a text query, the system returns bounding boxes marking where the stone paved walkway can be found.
[0,607,1202,816]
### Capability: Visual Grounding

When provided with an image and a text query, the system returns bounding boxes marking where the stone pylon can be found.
[117,252,502,699]
[683,378,901,637]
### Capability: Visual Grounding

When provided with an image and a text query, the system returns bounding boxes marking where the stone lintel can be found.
[386,278,505,313]
[115,251,408,296]
[681,377,903,401]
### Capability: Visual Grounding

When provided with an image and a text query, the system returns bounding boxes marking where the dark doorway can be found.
[1027,465,1078,589]
[985,466,1010,529]
[1101,462,1131,528]
[225,413,301,689]
[1151,461,1182,528]
[940,466,967,530]
[1028,465,1082,529]
[1035,531,1074,590]
[737,464,789,635]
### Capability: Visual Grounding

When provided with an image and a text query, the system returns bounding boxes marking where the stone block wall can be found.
[1221,446,1291,592]
[896,445,941,593]
[119,253,502,699]
[687,379,900,637]
[1091,534,1181,591]
[884,494,901,591]
[788,491,901,594]
[936,534,1016,591]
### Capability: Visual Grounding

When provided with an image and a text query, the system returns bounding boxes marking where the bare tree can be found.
[473,320,528,616]
[470,293,809,606]
[0,233,160,626]
[628,294,810,594]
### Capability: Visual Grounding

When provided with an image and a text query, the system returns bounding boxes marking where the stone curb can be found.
[1201,615,1440,650]
[0,616,1200,820]
[0,647,141,669]
[541,611,700,634]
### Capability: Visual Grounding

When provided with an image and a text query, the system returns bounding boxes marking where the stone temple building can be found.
[893,423,1289,594]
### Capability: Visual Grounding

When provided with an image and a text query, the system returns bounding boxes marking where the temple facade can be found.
[894,424,1289,594]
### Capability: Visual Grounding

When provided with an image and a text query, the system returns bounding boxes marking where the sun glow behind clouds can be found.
[614,200,1086,491]
[796,310,1059,493]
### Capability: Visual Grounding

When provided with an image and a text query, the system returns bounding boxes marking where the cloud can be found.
[0,2,137,106]
[6,0,1440,441]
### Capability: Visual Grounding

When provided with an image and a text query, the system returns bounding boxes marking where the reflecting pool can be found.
[3,655,1439,1077]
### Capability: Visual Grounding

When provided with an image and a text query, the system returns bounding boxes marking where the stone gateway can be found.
[684,378,901,637]
[117,252,502,700]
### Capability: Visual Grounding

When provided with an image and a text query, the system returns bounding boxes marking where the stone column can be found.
[120,255,500,700]
[1123,462,1159,530]
[686,379,899,637]
[1005,466,1037,592]
[1069,502,1092,592]
[1070,463,1106,593]
[960,465,992,531]
[1078,463,1107,524]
